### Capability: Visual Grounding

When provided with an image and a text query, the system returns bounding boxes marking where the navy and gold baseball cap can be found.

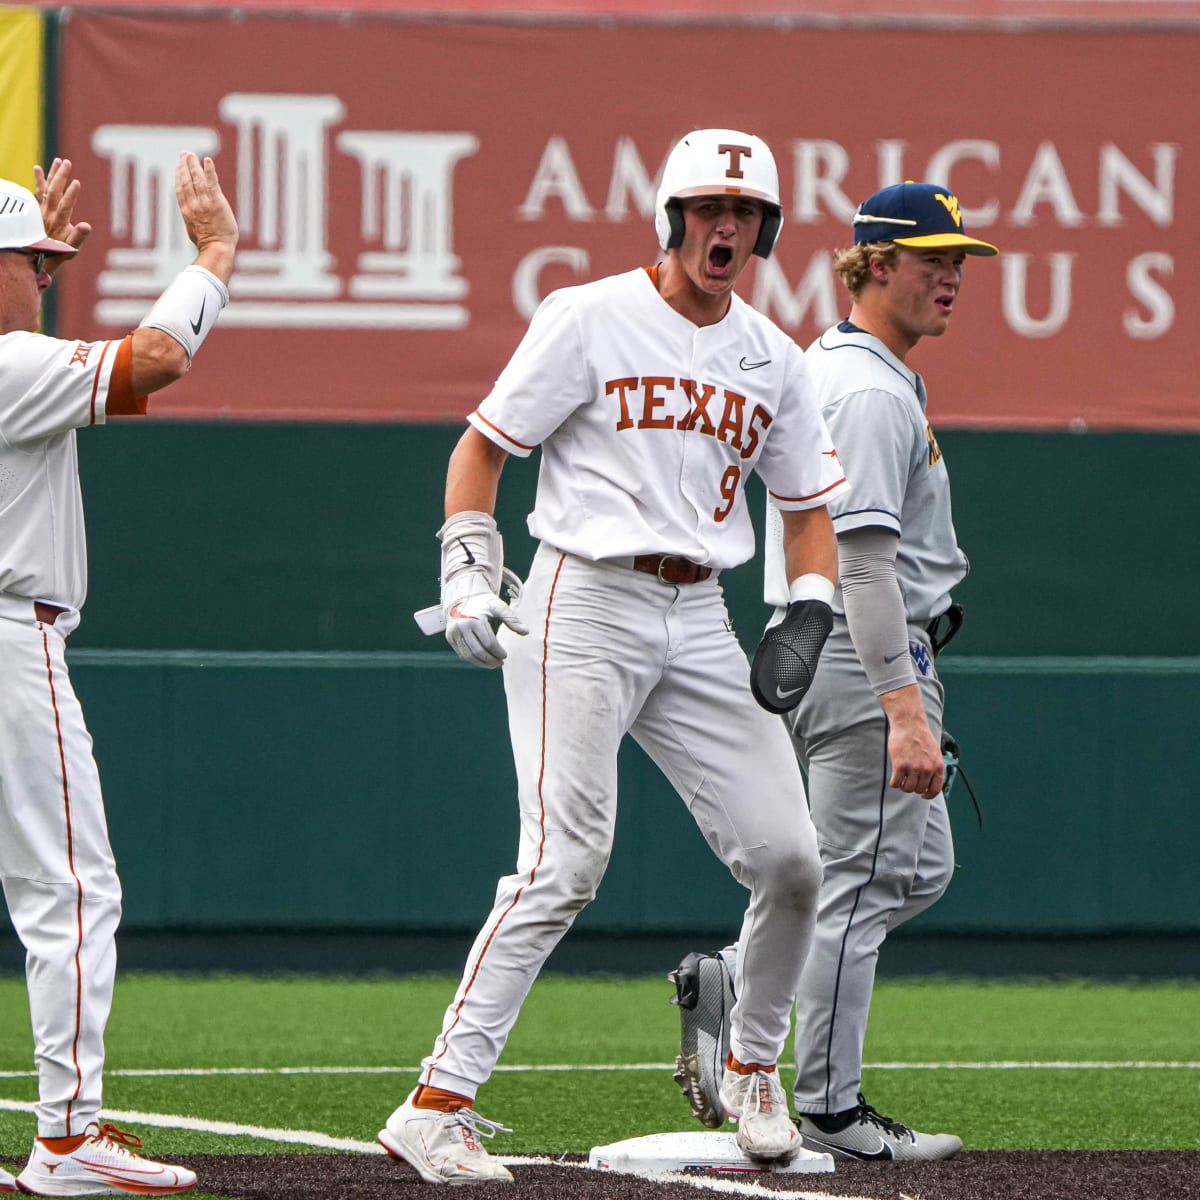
[852,181,998,256]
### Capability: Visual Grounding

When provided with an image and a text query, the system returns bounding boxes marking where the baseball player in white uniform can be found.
[0,153,236,1195]
[378,129,848,1185]
[769,181,998,1158]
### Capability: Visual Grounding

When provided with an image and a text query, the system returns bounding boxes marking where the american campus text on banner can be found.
[51,11,1198,430]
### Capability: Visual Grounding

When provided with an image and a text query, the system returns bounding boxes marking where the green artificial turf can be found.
[0,974,1195,1159]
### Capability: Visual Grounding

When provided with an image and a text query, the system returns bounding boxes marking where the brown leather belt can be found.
[632,555,713,585]
[34,601,67,625]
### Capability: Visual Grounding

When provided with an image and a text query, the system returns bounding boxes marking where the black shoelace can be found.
[854,1094,917,1144]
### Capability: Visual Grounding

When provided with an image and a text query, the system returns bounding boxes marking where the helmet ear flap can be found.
[754,205,783,258]
[657,197,686,251]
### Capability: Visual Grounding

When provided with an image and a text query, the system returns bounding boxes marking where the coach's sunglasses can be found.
[5,250,48,274]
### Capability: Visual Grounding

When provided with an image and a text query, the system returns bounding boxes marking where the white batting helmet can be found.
[654,129,783,259]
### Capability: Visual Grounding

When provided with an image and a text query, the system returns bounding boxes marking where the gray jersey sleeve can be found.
[839,525,917,696]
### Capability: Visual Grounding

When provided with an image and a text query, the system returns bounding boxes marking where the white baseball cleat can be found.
[378,1091,514,1186]
[796,1093,963,1161]
[0,1165,16,1194]
[719,1068,801,1164]
[15,1123,196,1195]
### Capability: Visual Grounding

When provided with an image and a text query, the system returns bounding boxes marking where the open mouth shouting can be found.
[707,242,734,279]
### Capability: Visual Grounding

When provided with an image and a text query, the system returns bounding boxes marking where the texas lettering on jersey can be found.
[607,376,772,461]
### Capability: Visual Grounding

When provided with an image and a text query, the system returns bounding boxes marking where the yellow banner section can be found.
[0,6,44,187]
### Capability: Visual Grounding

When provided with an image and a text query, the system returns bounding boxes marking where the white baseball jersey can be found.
[1,328,141,1137]
[765,321,967,621]
[417,264,846,1108]
[470,267,847,571]
[0,332,140,612]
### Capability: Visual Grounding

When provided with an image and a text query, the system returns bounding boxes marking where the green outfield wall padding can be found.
[71,650,1198,936]
[72,426,1200,658]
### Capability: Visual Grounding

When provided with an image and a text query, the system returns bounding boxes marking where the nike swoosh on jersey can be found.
[883,652,906,663]
[739,356,771,370]
[189,298,206,335]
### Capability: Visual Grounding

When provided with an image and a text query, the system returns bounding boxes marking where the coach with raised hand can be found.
[0,151,236,1197]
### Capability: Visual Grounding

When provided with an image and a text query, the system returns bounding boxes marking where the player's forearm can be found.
[128,326,190,394]
[192,239,236,288]
[839,526,917,695]
[444,425,508,518]
[878,683,930,731]
[780,505,837,594]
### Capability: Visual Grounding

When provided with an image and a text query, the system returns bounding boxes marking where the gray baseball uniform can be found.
[764,319,966,1115]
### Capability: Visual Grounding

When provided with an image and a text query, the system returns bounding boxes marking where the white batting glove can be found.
[441,569,528,669]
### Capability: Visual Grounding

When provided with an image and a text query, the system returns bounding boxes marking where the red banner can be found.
[49,0,1200,21]
[54,12,1198,429]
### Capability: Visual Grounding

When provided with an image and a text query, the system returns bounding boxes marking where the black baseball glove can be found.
[749,599,833,714]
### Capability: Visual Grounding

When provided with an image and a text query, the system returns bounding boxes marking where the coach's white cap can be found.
[0,178,76,255]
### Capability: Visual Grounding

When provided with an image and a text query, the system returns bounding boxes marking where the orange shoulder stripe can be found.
[104,336,149,417]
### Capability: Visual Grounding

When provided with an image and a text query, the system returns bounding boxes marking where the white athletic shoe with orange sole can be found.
[15,1123,196,1196]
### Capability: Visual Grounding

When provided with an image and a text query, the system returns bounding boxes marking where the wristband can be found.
[788,573,835,606]
[438,510,503,592]
[139,265,229,361]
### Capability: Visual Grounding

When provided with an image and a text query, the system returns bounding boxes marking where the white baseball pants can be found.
[420,544,822,1099]
[0,606,122,1136]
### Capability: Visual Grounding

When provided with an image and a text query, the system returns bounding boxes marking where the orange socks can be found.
[37,1134,87,1153]
[726,1052,778,1075]
[412,1084,473,1112]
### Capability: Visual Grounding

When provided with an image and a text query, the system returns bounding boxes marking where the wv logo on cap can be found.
[935,193,963,228]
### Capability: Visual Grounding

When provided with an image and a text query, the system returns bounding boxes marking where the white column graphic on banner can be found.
[219,93,343,298]
[337,131,478,302]
[92,125,220,300]
[90,95,477,330]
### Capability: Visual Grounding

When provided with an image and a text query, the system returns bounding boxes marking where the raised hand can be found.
[34,158,92,270]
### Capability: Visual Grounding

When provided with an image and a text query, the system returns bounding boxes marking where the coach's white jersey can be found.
[0,332,125,611]
[470,268,847,571]
[765,322,967,620]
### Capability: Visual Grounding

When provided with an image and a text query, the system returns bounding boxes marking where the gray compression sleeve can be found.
[839,526,918,696]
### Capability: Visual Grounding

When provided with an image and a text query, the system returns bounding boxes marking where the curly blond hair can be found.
[831,241,900,300]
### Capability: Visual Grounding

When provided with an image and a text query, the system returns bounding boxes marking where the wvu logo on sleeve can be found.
[926,422,943,467]
[935,193,963,227]
[910,642,933,677]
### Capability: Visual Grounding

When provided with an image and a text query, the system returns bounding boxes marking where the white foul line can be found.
[0,1059,1195,1081]
[0,1097,381,1154]
[0,1098,865,1200]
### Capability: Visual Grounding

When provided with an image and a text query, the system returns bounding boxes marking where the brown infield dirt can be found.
[127,1150,1200,1200]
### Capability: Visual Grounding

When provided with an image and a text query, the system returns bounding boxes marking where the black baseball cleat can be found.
[795,1093,963,1161]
